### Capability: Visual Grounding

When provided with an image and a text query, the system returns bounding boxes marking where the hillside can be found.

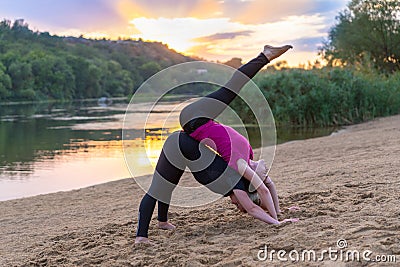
[0,19,193,101]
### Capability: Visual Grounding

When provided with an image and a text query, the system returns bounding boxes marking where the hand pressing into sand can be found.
[277,207,301,224]
[231,190,300,224]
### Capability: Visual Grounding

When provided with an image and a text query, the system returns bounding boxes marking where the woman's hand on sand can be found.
[158,221,176,230]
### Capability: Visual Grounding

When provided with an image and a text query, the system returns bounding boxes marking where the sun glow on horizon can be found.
[129,17,243,53]
[127,15,328,67]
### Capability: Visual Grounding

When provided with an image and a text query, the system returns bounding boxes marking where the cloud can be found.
[0,0,120,28]
[192,30,253,42]
[186,14,329,66]
[116,0,221,19]
[0,0,138,38]
[130,17,245,52]
[130,13,331,65]
[289,37,325,52]
[216,0,312,24]
[117,0,347,24]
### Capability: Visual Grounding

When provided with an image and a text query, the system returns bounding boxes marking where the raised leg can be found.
[180,53,270,132]
[180,44,293,132]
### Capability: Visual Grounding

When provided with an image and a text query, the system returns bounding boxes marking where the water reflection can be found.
[0,100,180,200]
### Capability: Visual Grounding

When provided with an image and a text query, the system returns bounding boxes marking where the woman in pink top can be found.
[181,45,294,221]
[135,44,299,244]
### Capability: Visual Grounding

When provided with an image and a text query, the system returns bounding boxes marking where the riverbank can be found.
[1,115,399,266]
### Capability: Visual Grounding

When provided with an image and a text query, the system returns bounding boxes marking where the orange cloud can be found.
[128,13,325,66]
[115,0,221,20]
[233,0,313,24]
[116,0,149,21]
[186,0,222,19]
[192,30,253,42]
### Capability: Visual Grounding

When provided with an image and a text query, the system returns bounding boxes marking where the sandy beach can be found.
[1,115,399,266]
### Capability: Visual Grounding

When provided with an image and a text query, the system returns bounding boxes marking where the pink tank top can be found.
[189,120,253,172]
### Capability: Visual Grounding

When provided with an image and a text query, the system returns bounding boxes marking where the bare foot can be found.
[158,221,176,230]
[263,45,293,61]
[135,236,153,245]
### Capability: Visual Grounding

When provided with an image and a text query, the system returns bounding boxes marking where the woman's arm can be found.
[232,189,280,224]
[237,159,278,219]
[237,158,265,189]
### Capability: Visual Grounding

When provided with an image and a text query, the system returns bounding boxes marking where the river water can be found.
[0,99,336,201]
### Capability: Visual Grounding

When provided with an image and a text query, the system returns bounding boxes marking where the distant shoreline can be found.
[0,97,128,106]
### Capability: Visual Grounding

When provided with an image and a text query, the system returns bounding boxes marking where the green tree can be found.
[0,62,11,100]
[29,51,75,100]
[7,61,34,98]
[321,0,400,73]
[0,19,192,102]
[67,56,102,99]
[86,64,102,98]
[66,56,89,99]
[101,61,134,96]
[139,61,162,80]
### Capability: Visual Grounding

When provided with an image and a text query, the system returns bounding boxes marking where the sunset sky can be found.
[0,0,349,66]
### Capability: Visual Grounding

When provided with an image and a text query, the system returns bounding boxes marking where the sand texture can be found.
[1,115,399,266]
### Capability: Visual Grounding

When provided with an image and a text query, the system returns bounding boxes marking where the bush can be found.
[18,88,37,101]
[242,67,400,127]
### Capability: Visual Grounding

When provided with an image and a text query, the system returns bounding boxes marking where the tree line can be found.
[0,19,193,102]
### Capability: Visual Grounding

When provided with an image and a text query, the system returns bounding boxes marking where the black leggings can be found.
[136,53,269,237]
